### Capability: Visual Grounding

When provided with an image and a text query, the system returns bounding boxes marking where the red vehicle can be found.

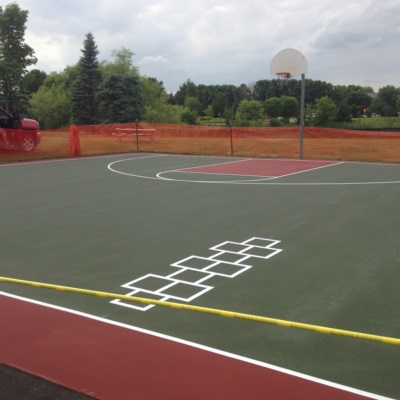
[0,107,41,152]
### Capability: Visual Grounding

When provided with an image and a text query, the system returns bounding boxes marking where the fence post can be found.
[230,123,234,156]
[135,117,139,151]
[69,125,81,156]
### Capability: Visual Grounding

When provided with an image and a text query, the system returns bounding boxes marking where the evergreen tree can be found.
[71,32,102,125]
[97,74,143,123]
[0,3,37,110]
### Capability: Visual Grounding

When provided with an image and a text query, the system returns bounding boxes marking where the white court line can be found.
[163,160,343,181]
[156,170,275,183]
[0,290,394,400]
[0,153,165,168]
[265,161,344,180]
[2,153,399,186]
[107,154,168,179]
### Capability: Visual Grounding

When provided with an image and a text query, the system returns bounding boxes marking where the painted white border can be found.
[107,156,400,186]
[0,291,394,400]
[2,153,400,186]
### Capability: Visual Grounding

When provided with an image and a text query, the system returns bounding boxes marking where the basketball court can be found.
[1,153,399,399]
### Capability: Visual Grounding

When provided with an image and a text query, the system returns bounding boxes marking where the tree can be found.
[145,100,184,124]
[314,96,337,126]
[29,72,72,129]
[346,88,372,117]
[397,95,400,116]
[264,97,282,118]
[21,69,47,95]
[211,92,227,117]
[203,105,213,118]
[141,77,166,108]
[280,96,299,120]
[184,96,202,114]
[336,101,352,122]
[0,3,37,110]
[172,80,198,105]
[97,74,143,123]
[180,108,198,125]
[100,47,139,77]
[252,80,270,102]
[71,32,102,125]
[372,85,399,117]
[305,80,335,106]
[234,100,264,126]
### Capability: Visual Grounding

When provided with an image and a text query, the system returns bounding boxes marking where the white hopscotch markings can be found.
[111,237,282,311]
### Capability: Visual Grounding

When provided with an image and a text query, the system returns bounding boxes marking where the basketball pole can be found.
[270,48,307,160]
[299,73,305,159]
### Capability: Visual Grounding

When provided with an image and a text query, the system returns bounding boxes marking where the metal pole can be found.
[135,117,139,151]
[300,73,305,159]
[229,122,234,156]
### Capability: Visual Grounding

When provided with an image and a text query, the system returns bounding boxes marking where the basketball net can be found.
[276,72,291,92]
[276,72,291,80]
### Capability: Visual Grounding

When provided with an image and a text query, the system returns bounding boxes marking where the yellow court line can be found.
[1,276,399,346]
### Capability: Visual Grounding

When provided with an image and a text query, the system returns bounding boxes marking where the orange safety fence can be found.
[1,123,400,163]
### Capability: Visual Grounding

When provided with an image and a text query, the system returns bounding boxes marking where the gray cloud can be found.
[17,0,400,92]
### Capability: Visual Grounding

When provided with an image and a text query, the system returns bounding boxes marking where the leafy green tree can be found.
[314,96,337,126]
[203,105,213,117]
[264,97,282,118]
[397,95,400,116]
[197,84,215,110]
[330,85,347,106]
[280,96,299,120]
[71,32,102,125]
[184,96,202,114]
[29,72,72,129]
[0,3,37,110]
[346,88,372,117]
[141,77,166,108]
[234,100,264,126]
[252,80,270,102]
[372,85,399,116]
[336,101,352,122]
[100,47,139,77]
[173,80,198,105]
[142,79,184,123]
[97,74,143,123]
[180,108,198,125]
[223,108,235,125]
[19,69,47,113]
[304,104,316,126]
[212,92,227,117]
[304,80,335,106]
[21,69,47,95]
[145,99,184,123]
[238,84,252,101]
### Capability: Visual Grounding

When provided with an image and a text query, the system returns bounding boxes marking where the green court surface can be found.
[1,154,400,399]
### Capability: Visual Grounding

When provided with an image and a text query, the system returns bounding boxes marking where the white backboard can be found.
[270,48,307,78]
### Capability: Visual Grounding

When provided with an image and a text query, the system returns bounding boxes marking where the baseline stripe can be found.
[1,276,399,346]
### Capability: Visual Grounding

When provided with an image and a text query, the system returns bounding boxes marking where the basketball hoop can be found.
[270,48,307,78]
[276,72,291,80]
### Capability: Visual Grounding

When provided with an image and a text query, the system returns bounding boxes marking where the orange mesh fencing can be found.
[75,123,233,157]
[232,126,400,162]
[1,123,400,163]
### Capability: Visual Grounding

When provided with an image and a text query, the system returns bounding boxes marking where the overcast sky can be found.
[16,0,400,93]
